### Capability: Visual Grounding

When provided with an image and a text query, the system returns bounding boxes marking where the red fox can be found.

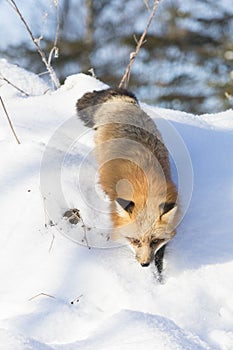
[77,88,179,276]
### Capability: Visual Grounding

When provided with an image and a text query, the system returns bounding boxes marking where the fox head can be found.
[98,157,178,267]
[112,190,178,267]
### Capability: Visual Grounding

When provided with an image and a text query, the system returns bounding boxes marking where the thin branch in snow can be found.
[0,96,21,144]
[70,294,83,305]
[63,208,91,250]
[28,293,56,301]
[48,0,60,66]
[49,233,55,253]
[119,0,161,89]
[80,216,91,250]
[42,195,49,229]
[7,0,60,89]
[0,75,30,96]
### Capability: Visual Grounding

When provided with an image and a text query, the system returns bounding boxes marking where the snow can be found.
[0,59,233,350]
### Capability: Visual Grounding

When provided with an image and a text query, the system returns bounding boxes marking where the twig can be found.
[225,91,232,100]
[49,233,55,252]
[63,208,91,249]
[40,194,56,252]
[7,0,60,89]
[144,0,150,10]
[38,71,50,77]
[88,68,96,78]
[0,96,21,144]
[70,294,83,304]
[80,215,91,250]
[119,0,161,89]
[28,293,56,301]
[0,75,29,96]
[48,0,60,66]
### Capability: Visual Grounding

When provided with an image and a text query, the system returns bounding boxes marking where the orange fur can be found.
[77,89,179,268]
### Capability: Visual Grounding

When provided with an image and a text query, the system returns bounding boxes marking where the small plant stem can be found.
[0,96,21,144]
[119,0,160,89]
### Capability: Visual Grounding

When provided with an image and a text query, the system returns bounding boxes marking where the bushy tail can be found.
[76,88,138,128]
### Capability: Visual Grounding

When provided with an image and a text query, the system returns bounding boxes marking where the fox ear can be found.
[116,198,135,215]
[159,202,177,223]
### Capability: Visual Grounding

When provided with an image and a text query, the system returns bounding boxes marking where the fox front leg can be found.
[154,244,166,279]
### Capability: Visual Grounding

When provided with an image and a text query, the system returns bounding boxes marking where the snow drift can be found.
[0,59,233,350]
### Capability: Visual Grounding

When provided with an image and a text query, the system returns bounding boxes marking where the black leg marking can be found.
[155,244,166,276]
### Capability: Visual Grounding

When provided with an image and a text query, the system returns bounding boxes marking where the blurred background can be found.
[0,0,233,114]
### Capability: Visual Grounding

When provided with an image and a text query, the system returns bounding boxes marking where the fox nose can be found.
[141,262,150,267]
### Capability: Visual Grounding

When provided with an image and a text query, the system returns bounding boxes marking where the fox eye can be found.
[150,239,159,246]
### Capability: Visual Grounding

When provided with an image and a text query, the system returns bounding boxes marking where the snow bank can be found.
[0,62,233,350]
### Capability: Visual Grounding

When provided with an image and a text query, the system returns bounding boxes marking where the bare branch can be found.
[49,233,55,253]
[88,68,96,78]
[8,0,60,89]
[54,0,60,50]
[80,214,91,250]
[225,91,232,100]
[48,0,60,66]
[143,0,150,11]
[0,75,29,96]
[63,208,91,249]
[0,96,21,144]
[119,0,161,89]
[28,293,56,301]
[70,294,83,304]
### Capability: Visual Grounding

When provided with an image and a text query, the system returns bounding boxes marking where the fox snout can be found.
[136,253,153,267]
[135,248,153,267]
[132,241,155,267]
[140,262,150,267]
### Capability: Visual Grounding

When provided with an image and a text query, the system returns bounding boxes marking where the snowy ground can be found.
[0,59,233,350]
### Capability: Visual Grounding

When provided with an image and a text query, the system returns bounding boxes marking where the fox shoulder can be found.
[76,88,138,127]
